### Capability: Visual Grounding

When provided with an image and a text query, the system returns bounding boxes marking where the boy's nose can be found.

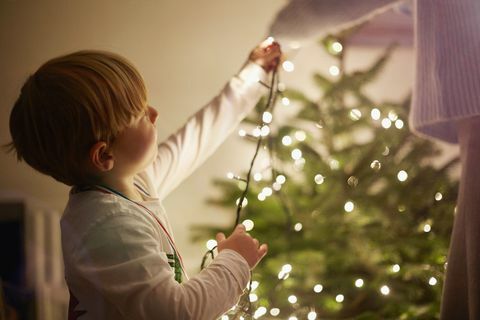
[148,106,158,124]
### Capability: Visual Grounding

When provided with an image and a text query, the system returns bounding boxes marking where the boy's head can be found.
[6,50,148,186]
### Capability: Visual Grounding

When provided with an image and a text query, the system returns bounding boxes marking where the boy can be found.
[6,39,281,319]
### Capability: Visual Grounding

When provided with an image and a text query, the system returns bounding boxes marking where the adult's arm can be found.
[269,0,406,45]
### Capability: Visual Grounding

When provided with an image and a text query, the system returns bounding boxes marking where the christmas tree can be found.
[193,30,459,319]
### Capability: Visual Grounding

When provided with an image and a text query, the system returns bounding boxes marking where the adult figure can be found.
[269,1,480,318]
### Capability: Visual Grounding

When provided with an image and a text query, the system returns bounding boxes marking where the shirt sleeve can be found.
[73,212,251,320]
[269,0,405,45]
[139,61,268,201]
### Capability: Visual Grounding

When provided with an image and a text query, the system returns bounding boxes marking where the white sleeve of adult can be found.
[269,0,405,45]
[140,61,268,201]
[74,213,250,320]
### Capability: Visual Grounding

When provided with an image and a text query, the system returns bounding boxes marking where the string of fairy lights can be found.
[200,37,445,319]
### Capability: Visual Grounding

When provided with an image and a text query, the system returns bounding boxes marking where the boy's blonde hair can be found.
[6,50,148,186]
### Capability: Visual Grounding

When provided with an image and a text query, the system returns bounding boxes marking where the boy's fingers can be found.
[234,224,246,234]
[264,52,282,62]
[253,238,260,248]
[216,232,226,242]
[269,59,280,69]
[260,38,275,48]
[258,243,268,259]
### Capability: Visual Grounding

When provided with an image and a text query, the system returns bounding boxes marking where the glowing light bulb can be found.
[276,175,286,184]
[397,170,408,182]
[314,174,325,184]
[429,277,438,286]
[227,172,235,179]
[288,295,297,304]
[282,135,292,146]
[249,293,258,302]
[307,311,317,320]
[392,264,400,273]
[282,60,295,72]
[435,192,443,201]
[329,65,340,76]
[238,129,246,137]
[221,315,229,320]
[206,239,217,250]
[242,219,254,231]
[262,187,273,197]
[349,109,362,121]
[254,173,262,181]
[254,307,267,319]
[313,284,323,293]
[355,279,364,288]
[282,264,292,273]
[258,193,266,201]
[332,41,343,53]
[371,108,381,120]
[336,294,344,302]
[236,197,248,207]
[291,148,302,160]
[261,125,270,137]
[423,224,431,233]
[273,182,282,191]
[344,201,354,213]
[250,281,259,291]
[381,118,392,129]
[252,127,261,137]
[270,308,280,316]
[294,223,303,231]
[282,97,290,106]
[380,285,390,295]
[262,112,273,124]
[395,119,404,129]
[388,111,398,121]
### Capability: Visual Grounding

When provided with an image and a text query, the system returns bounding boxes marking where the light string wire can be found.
[200,66,280,318]
[234,69,279,228]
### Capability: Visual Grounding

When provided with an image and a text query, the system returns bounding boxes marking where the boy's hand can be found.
[249,38,282,73]
[216,224,268,270]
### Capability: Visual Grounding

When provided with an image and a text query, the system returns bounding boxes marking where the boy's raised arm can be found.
[139,41,281,201]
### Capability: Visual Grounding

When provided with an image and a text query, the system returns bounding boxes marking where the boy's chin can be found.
[140,150,157,171]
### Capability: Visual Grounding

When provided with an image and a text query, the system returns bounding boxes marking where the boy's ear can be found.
[89,141,114,172]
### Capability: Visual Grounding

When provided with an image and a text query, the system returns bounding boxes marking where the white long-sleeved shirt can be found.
[60,61,268,320]
[270,0,480,144]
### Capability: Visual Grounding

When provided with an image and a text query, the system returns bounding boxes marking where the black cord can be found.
[199,68,280,317]
[234,69,279,228]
